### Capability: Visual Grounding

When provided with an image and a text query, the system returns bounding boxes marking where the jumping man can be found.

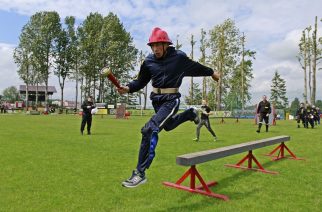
[113,27,219,188]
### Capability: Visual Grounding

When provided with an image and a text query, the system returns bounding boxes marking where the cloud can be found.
[1,0,322,105]
[0,43,20,93]
[266,29,302,61]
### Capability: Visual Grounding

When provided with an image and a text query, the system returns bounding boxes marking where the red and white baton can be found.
[102,67,121,89]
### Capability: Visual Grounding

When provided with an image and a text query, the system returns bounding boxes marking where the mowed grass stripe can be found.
[0,114,321,211]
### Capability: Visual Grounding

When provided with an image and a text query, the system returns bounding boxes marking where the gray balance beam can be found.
[176,135,290,166]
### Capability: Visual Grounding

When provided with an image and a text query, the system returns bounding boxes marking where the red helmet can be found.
[147,27,172,46]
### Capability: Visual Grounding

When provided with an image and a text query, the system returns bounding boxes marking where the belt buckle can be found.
[157,88,161,94]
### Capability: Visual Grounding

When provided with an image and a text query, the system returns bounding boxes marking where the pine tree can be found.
[270,71,288,109]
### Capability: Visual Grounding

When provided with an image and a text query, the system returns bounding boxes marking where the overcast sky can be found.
[0,0,321,105]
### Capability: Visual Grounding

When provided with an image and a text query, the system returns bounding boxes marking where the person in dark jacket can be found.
[107,27,219,188]
[296,102,307,128]
[306,104,314,129]
[316,107,321,125]
[193,99,217,142]
[80,96,95,135]
[256,95,271,133]
[312,105,319,126]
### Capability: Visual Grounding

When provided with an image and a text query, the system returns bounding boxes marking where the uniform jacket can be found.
[306,106,314,118]
[257,100,271,114]
[128,46,214,99]
[296,107,307,117]
[81,100,95,115]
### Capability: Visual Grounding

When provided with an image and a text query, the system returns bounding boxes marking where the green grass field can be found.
[1,114,322,211]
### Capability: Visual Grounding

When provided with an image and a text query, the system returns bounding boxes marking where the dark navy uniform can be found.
[195,105,217,141]
[256,100,271,132]
[127,46,214,175]
[312,106,319,126]
[306,105,314,128]
[317,107,321,125]
[81,99,95,135]
[296,104,307,128]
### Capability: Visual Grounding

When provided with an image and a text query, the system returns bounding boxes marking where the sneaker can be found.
[192,108,200,124]
[122,170,147,188]
[81,131,83,135]
[193,138,199,142]
[214,137,218,141]
[87,132,91,135]
[256,129,260,133]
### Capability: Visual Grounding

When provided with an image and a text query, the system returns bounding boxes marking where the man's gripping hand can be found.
[117,86,130,94]
[212,72,220,82]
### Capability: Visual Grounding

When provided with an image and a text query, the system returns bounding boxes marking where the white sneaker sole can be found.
[122,178,147,188]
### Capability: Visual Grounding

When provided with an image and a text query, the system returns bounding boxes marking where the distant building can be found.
[52,100,79,108]
[19,85,57,101]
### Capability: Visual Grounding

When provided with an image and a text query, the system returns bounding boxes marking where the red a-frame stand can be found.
[163,165,229,201]
[225,150,279,174]
[264,142,304,161]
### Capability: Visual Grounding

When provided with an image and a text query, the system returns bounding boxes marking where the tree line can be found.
[298,16,322,105]
[13,11,137,110]
[12,11,320,112]
[178,19,256,110]
[13,12,257,111]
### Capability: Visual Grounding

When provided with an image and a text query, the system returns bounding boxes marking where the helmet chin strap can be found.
[161,45,166,58]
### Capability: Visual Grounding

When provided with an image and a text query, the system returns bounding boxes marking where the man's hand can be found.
[212,72,220,82]
[117,86,130,94]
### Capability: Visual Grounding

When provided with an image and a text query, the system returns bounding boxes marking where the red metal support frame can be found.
[225,150,278,174]
[265,142,304,161]
[163,165,229,201]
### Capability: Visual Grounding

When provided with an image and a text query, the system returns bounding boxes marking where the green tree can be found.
[297,30,309,103]
[199,28,208,100]
[2,86,20,102]
[138,51,148,109]
[185,82,202,105]
[99,12,137,106]
[78,12,104,98]
[54,26,70,108]
[289,97,300,116]
[23,11,61,110]
[238,33,255,109]
[228,47,255,110]
[64,16,80,109]
[297,17,322,105]
[270,71,288,109]
[13,29,33,109]
[189,34,197,104]
[315,100,322,108]
[206,80,217,109]
[311,16,321,104]
[208,19,241,110]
